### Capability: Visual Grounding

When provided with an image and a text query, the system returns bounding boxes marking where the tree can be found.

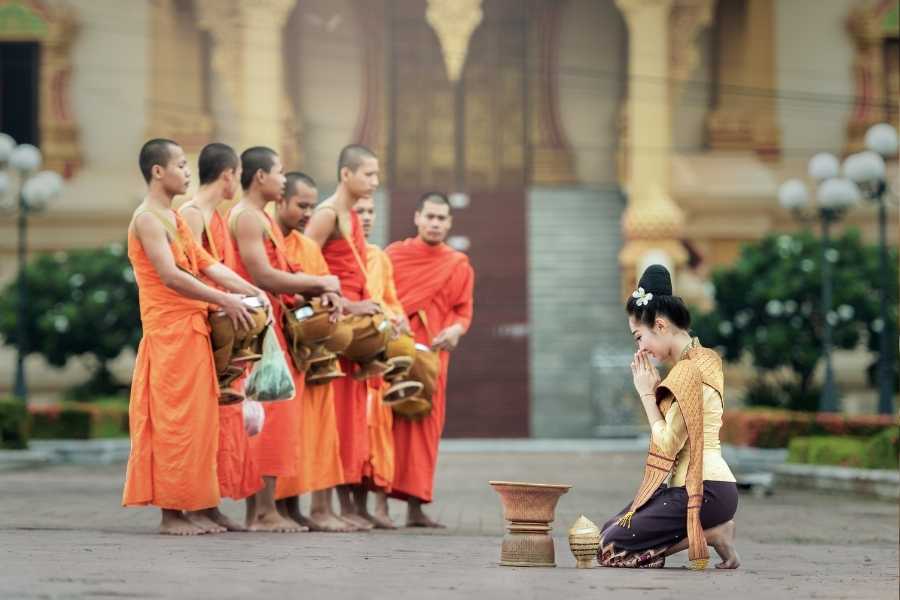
[0,243,141,398]
[693,229,898,411]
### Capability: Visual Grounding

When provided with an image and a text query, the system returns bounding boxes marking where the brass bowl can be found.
[342,314,391,363]
[322,319,353,353]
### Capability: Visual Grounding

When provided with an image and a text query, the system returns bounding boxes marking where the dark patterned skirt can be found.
[597,481,738,568]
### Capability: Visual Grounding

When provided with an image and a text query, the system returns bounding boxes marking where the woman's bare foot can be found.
[160,510,206,536]
[706,520,741,569]
[308,511,358,532]
[248,510,308,533]
[203,507,247,532]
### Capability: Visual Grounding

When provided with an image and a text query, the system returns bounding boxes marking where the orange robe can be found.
[226,208,304,479]
[363,244,403,491]
[385,237,474,503]
[274,231,345,499]
[180,206,263,501]
[122,212,220,511]
[320,209,370,485]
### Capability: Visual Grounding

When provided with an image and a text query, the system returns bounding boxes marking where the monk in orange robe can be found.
[123,139,260,535]
[353,195,406,529]
[228,146,341,532]
[305,144,384,530]
[179,142,267,532]
[270,171,356,533]
[386,192,474,528]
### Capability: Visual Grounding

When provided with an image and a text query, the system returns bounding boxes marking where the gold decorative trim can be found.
[0,0,82,177]
[426,0,483,83]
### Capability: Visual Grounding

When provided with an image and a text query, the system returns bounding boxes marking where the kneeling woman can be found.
[598,265,739,570]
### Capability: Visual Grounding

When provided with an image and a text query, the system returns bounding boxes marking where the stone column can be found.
[615,0,686,295]
[197,0,295,153]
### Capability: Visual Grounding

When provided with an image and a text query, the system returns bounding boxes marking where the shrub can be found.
[864,427,900,470]
[693,230,898,411]
[0,399,29,449]
[28,402,129,439]
[721,409,897,448]
[0,244,140,398]
[787,430,900,470]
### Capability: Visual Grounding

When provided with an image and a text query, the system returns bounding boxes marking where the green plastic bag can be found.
[245,327,295,402]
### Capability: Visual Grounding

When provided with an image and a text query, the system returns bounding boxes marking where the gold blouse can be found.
[650,383,736,486]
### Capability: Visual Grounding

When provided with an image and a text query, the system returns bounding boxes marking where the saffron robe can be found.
[274,231,345,498]
[226,207,304,479]
[362,243,404,491]
[385,237,474,502]
[319,208,370,485]
[122,211,220,511]
[180,205,263,501]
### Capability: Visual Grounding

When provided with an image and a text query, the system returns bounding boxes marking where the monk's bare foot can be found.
[248,511,308,533]
[340,513,375,531]
[708,520,741,569]
[279,500,313,529]
[369,511,398,530]
[406,504,445,528]
[160,510,206,536]
[307,511,357,533]
[406,514,446,528]
[186,510,227,534]
[204,507,247,532]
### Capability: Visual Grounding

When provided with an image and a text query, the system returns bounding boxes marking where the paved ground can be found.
[0,450,897,599]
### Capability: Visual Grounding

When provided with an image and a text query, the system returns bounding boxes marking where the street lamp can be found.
[778,155,862,413]
[0,132,65,402]
[843,123,898,415]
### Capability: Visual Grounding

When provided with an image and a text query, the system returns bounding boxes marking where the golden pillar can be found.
[615,0,686,295]
[196,0,296,153]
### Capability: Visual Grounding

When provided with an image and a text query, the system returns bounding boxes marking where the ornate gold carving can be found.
[844,1,898,153]
[0,0,82,177]
[426,0,483,83]
[705,0,780,159]
[669,0,715,97]
[621,184,685,241]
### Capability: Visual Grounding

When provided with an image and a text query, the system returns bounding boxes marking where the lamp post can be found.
[843,123,899,415]
[0,132,65,402]
[778,154,862,413]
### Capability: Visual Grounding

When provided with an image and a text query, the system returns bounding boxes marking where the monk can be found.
[271,171,357,533]
[386,192,474,528]
[305,144,383,530]
[229,146,341,532]
[353,195,407,529]
[179,142,267,532]
[123,138,259,535]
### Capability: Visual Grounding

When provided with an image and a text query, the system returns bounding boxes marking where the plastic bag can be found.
[245,327,295,402]
[242,399,265,436]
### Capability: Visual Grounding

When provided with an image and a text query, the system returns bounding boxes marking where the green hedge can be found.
[788,429,900,470]
[0,399,29,449]
[29,402,129,440]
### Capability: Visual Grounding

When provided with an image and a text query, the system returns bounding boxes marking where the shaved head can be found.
[337,144,376,181]
[139,138,177,183]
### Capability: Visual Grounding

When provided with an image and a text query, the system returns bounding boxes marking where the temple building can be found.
[0,0,896,436]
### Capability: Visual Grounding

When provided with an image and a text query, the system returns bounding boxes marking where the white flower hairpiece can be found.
[632,287,653,307]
